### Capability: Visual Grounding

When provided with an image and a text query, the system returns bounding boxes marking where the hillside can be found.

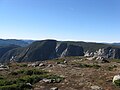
[0,45,20,59]
[0,39,33,47]
[59,41,120,52]
[0,39,120,63]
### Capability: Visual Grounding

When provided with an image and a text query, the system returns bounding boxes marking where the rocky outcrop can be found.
[94,47,120,59]
[84,50,94,57]
[84,47,120,62]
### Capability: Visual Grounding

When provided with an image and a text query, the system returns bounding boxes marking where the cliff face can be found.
[85,47,120,59]
[60,45,84,57]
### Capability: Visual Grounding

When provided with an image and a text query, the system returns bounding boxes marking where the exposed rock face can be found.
[94,47,120,59]
[114,48,120,59]
[91,85,103,90]
[84,51,94,57]
[56,43,67,57]
[84,47,120,61]
[61,45,84,57]
[22,40,57,62]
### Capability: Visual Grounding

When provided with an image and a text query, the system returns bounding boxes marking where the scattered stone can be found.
[63,60,67,64]
[50,87,58,90]
[86,57,95,60]
[47,64,53,67]
[91,85,103,90]
[56,62,61,64]
[0,64,9,70]
[55,78,61,83]
[27,64,31,67]
[96,56,109,63]
[28,62,42,67]
[79,83,84,86]
[58,64,66,68]
[80,59,83,61]
[42,78,52,83]
[39,63,45,67]
[0,65,8,68]
[31,63,36,67]
[25,83,32,88]
[0,68,7,70]
[26,83,32,87]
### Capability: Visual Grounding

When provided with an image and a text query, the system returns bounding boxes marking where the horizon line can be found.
[0,38,120,44]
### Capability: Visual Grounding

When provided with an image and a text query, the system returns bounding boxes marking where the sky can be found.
[0,0,120,42]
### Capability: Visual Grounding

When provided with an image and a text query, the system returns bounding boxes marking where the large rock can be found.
[113,74,120,84]
[50,87,58,90]
[91,85,103,90]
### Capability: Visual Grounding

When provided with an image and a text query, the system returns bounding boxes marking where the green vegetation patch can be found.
[73,63,101,69]
[19,64,27,67]
[114,79,120,87]
[111,59,120,63]
[10,69,48,76]
[107,65,117,71]
[0,69,63,90]
[54,58,65,64]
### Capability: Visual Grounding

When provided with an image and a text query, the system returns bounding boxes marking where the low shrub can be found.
[78,63,101,68]
[19,64,27,67]
[24,69,47,75]
[0,76,4,80]
[114,79,120,86]
[108,65,117,71]
[0,84,18,90]
[0,69,63,89]
[0,80,16,86]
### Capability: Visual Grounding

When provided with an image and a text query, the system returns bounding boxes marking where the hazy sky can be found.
[0,0,120,42]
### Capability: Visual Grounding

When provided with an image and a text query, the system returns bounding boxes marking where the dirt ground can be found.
[32,57,120,90]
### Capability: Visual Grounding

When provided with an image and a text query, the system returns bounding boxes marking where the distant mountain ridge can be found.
[112,43,120,46]
[0,39,34,47]
[0,39,120,63]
